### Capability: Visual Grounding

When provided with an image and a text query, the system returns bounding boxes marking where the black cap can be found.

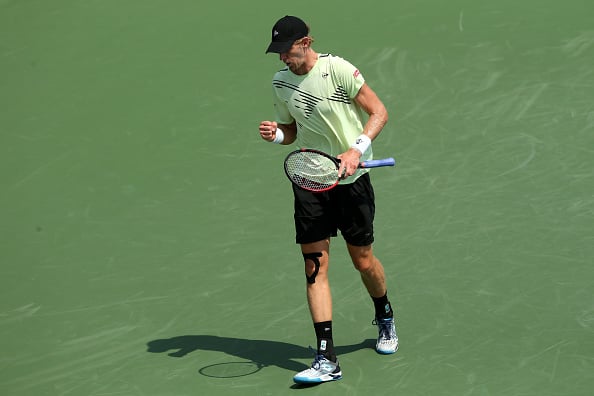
[266,16,308,54]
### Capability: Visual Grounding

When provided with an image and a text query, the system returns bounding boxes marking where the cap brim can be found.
[265,40,294,54]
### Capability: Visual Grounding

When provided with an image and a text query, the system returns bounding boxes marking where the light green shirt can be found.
[272,54,371,183]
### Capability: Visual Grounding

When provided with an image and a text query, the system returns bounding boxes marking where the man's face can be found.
[279,40,307,75]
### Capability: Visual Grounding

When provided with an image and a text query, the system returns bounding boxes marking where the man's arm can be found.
[337,83,389,177]
[354,83,389,141]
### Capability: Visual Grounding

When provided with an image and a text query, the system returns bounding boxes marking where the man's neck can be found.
[295,49,318,75]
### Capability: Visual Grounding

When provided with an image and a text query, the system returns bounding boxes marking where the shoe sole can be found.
[376,348,398,354]
[293,373,342,384]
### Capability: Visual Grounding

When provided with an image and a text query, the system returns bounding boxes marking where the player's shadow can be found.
[147,335,374,373]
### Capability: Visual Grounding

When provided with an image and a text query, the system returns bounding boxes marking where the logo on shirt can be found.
[353,69,360,78]
[273,30,279,37]
[322,72,329,78]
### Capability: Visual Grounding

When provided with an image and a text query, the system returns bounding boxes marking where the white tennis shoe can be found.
[293,354,342,384]
[374,317,399,354]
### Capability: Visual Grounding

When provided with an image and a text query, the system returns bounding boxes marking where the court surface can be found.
[1,1,593,395]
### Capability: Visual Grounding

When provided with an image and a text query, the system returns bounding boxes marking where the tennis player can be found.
[258,15,398,384]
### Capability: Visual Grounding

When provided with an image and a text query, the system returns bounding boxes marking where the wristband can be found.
[351,134,371,154]
[273,128,285,144]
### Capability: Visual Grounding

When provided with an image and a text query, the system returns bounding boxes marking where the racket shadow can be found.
[146,335,374,373]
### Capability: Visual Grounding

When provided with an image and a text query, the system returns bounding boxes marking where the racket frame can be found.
[283,148,395,193]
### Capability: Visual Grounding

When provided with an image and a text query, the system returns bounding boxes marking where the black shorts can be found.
[293,173,375,246]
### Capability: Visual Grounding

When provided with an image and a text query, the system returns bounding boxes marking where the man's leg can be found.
[347,243,399,354]
[293,239,343,384]
[346,243,388,299]
[302,239,332,323]
[302,239,336,361]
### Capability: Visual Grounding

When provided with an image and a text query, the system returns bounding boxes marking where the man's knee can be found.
[348,243,376,272]
[354,260,371,273]
[303,252,323,284]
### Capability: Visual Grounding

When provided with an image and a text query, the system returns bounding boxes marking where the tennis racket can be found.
[284,148,395,192]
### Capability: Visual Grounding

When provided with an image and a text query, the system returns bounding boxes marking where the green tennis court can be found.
[1,0,593,395]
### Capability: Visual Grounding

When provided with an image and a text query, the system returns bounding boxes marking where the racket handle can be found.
[360,158,396,168]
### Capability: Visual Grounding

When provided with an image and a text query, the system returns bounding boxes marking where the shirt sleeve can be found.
[332,56,366,99]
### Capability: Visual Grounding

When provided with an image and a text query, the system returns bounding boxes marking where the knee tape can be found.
[302,252,322,284]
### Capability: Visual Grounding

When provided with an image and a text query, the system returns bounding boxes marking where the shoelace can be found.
[307,346,328,369]
[373,318,395,340]
[312,354,325,370]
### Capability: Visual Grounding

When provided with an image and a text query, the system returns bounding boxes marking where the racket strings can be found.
[285,152,338,191]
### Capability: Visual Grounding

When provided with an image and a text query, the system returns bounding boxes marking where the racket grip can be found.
[360,158,396,168]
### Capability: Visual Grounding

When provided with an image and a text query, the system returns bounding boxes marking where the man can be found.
[258,15,398,384]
